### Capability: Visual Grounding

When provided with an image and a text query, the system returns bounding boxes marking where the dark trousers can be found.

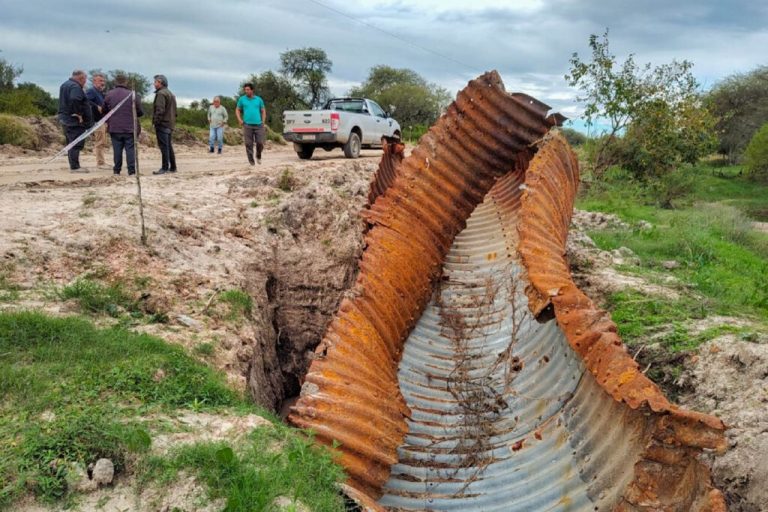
[110,132,136,174]
[155,125,176,171]
[243,123,265,163]
[64,125,86,169]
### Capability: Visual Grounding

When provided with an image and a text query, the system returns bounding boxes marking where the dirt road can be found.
[0,144,384,186]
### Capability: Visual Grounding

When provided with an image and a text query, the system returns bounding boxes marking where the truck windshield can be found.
[326,99,366,114]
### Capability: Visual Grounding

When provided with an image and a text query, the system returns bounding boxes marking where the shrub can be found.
[646,166,697,209]
[0,113,39,149]
[277,168,297,192]
[744,122,768,182]
[561,127,587,146]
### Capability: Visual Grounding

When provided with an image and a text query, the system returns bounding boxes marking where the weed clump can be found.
[0,114,39,149]
[276,168,297,192]
[58,278,137,317]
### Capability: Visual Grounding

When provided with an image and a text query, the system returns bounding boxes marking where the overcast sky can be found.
[1,0,766,129]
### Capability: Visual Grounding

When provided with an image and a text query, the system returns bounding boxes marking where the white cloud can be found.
[0,0,766,127]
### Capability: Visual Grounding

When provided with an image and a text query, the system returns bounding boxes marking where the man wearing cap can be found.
[152,74,177,175]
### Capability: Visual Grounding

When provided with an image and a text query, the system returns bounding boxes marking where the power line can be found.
[304,0,482,75]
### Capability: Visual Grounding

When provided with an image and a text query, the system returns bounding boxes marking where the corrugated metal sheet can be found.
[367,138,405,208]
[288,72,725,511]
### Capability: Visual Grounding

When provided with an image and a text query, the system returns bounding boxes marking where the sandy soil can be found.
[0,143,382,186]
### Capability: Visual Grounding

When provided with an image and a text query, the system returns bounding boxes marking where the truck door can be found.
[368,100,389,143]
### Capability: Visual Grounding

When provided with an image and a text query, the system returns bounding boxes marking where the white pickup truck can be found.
[283,98,401,159]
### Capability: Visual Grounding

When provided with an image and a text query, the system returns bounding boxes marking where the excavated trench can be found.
[285,72,727,511]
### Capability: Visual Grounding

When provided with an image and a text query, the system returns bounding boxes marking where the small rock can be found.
[92,458,114,485]
[40,410,56,422]
[153,368,167,382]
[67,462,97,492]
[636,220,653,231]
[661,260,680,270]
[176,314,202,330]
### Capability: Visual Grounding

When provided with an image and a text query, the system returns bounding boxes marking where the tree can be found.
[15,82,57,115]
[279,47,332,109]
[706,66,768,162]
[565,30,713,178]
[349,65,451,129]
[561,127,587,146]
[744,122,768,182]
[240,71,306,132]
[0,56,22,91]
[89,69,151,96]
[620,99,716,179]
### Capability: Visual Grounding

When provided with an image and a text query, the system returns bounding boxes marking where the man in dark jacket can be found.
[58,69,92,172]
[86,72,109,169]
[104,74,143,175]
[152,74,177,175]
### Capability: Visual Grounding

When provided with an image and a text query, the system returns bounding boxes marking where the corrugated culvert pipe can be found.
[289,71,726,512]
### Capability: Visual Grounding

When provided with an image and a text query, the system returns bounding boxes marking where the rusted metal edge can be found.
[517,132,726,511]
[289,70,554,499]
[367,137,405,209]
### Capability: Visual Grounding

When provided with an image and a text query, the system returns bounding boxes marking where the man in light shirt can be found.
[207,96,228,154]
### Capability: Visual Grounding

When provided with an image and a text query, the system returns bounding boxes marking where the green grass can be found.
[0,311,346,510]
[142,425,345,512]
[0,265,20,303]
[217,289,253,321]
[0,311,246,506]
[602,290,738,351]
[58,278,138,317]
[578,164,768,323]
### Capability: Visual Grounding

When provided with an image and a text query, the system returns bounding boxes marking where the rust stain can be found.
[288,71,725,511]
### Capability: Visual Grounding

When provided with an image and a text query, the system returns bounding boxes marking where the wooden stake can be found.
[131,90,148,245]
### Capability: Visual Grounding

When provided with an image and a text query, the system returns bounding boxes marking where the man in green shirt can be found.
[235,83,267,165]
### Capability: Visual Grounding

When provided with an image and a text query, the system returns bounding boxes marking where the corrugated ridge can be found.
[367,138,405,208]
[288,71,555,499]
[380,195,595,510]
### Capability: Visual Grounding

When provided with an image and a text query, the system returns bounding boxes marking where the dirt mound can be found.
[25,115,65,147]
[678,338,768,512]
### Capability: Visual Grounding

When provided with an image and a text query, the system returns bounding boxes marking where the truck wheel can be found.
[343,132,361,159]
[295,144,315,160]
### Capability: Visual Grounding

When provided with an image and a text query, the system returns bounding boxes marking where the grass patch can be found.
[0,114,40,149]
[604,290,709,351]
[0,264,20,303]
[578,164,768,319]
[193,342,215,357]
[0,311,251,507]
[217,289,253,321]
[142,425,345,512]
[58,278,138,317]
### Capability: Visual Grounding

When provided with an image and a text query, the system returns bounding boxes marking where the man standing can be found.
[57,69,92,173]
[86,72,109,169]
[207,96,228,154]
[152,74,177,175]
[104,74,143,175]
[235,83,266,165]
